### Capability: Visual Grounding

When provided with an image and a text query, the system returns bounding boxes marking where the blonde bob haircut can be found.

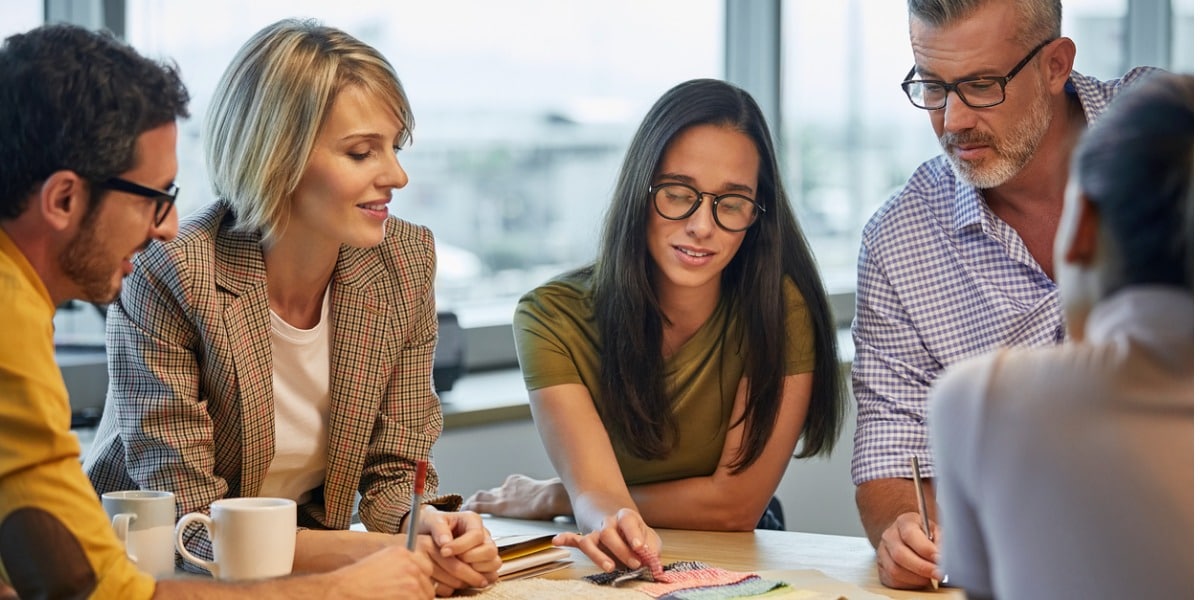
[204,18,412,243]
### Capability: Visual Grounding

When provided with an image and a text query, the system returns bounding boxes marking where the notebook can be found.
[493,533,573,580]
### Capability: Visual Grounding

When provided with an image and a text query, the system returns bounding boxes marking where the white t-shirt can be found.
[260,286,332,504]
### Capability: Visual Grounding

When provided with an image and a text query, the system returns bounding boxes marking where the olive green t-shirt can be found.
[514,273,815,486]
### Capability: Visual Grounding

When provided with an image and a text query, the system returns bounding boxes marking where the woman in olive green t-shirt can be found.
[465,79,846,572]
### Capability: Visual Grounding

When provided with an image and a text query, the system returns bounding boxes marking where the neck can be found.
[1,217,70,306]
[656,278,721,358]
[263,231,339,329]
[984,91,1087,213]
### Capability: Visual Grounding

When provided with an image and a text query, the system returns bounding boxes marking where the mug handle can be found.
[175,512,218,577]
[111,513,138,564]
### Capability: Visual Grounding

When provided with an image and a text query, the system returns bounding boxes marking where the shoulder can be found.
[1070,67,1163,124]
[518,272,591,310]
[515,272,594,328]
[137,201,230,275]
[372,216,435,271]
[860,155,956,248]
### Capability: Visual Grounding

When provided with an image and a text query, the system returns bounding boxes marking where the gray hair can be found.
[908,0,1061,46]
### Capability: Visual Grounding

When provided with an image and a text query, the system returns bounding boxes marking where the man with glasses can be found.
[0,24,432,598]
[849,0,1152,590]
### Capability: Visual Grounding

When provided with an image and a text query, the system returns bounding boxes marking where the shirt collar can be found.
[0,226,55,315]
[1085,287,1193,367]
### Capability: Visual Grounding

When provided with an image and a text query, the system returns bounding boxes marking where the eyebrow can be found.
[658,172,755,195]
[912,60,1006,82]
[339,131,406,145]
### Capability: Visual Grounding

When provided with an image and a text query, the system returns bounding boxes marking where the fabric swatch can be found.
[584,548,789,599]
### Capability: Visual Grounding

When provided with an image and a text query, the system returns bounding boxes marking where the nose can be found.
[383,152,409,190]
[939,91,977,134]
[684,196,717,238]
[152,206,179,242]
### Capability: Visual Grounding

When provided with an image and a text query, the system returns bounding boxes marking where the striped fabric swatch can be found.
[584,548,789,599]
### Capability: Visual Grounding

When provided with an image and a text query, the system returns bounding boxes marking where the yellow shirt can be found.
[0,228,154,599]
[515,274,815,485]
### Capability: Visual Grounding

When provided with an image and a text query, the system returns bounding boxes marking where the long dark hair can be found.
[587,78,845,471]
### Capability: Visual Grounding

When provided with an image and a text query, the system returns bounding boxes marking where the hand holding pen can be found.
[910,455,940,590]
[404,460,501,591]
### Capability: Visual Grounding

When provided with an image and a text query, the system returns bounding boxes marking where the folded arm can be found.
[627,372,812,531]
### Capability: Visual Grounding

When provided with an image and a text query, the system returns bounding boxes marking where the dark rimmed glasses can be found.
[650,183,765,232]
[97,177,179,227]
[900,38,1056,110]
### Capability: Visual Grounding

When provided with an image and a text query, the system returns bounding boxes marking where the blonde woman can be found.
[84,19,498,594]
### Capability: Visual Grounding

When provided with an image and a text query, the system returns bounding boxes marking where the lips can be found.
[676,246,712,258]
[953,144,990,161]
[357,200,390,221]
[673,244,716,266]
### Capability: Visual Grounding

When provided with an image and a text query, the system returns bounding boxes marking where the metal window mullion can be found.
[724,0,782,146]
[1126,0,1172,70]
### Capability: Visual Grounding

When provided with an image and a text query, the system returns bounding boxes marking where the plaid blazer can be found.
[84,201,459,564]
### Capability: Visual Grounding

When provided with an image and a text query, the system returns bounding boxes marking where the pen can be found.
[910,455,939,590]
[406,459,428,552]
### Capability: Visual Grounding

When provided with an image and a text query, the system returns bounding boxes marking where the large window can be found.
[41,0,1193,352]
[126,0,722,322]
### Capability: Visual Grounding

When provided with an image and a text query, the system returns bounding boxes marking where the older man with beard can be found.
[848,0,1152,590]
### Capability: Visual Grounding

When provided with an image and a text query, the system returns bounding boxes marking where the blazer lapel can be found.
[214,220,275,498]
[322,245,391,528]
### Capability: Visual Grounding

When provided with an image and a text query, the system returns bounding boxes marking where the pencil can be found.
[909,455,939,590]
[406,459,428,552]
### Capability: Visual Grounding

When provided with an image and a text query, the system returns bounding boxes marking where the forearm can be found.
[856,477,936,547]
[629,476,765,531]
[155,571,342,600]
[292,529,396,574]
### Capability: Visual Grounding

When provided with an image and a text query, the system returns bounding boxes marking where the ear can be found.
[1043,37,1076,91]
[37,170,91,232]
[1062,196,1099,267]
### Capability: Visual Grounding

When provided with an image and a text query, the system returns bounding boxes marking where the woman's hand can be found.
[463,474,572,520]
[409,507,501,595]
[552,507,661,572]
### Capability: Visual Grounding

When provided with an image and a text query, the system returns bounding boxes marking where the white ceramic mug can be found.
[101,490,177,579]
[175,497,296,581]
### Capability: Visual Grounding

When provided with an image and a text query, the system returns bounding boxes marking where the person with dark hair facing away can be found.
[850,0,1154,588]
[930,71,1192,600]
[465,78,846,571]
[0,23,434,599]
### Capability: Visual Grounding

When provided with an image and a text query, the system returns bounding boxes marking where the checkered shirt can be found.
[850,68,1156,484]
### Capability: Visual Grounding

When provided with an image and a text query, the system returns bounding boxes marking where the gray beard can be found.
[941,94,1053,189]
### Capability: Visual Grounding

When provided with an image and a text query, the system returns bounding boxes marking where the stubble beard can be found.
[940,84,1053,189]
[59,210,123,305]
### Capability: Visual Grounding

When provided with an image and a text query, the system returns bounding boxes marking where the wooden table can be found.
[482,517,962,600]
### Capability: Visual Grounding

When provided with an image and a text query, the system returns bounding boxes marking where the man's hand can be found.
[875,512,942,589]
[463,474,572,520]
[856,477,943,590]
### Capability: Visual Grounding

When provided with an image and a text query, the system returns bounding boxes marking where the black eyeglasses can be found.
[96,177,179,227]
[649,183,765,232]
[901,38,1056,110]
